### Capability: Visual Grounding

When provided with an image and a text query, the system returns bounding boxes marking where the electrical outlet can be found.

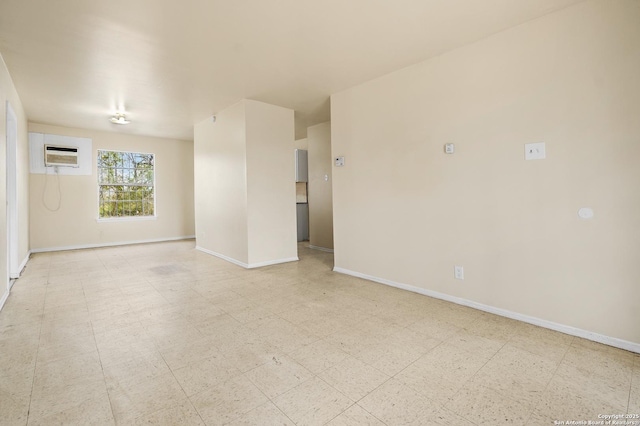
[454,265,464,280]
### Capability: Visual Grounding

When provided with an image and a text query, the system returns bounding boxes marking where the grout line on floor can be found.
[24,270,49,426]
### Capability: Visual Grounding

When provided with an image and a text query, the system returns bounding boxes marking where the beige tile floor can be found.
[0,240,638,425]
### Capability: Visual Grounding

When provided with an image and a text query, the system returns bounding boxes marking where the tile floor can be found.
[0,240,638,425]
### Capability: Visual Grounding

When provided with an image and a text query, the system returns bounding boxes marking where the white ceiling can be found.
[0,0,585,140]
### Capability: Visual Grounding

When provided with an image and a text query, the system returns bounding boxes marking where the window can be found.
[97,150,155,219]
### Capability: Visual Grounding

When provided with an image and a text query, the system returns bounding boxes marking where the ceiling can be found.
[0,0,585,140]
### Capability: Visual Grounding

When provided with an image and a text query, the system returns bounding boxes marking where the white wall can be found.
[0,53,29,307]
[29,123,195,251]
[245,100,297,265]
[307,122,333,250]
[331,0,640,347]
[194,102,248,264]
[194,100,297,268]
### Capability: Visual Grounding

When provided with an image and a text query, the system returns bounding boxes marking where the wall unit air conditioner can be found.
[44,145,79,167]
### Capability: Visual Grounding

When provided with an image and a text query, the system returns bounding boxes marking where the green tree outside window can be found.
[97,150,155,218]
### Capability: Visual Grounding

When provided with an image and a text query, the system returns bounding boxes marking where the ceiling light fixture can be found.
[110,113,130,125]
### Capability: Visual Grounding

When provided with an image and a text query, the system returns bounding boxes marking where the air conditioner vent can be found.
[44,145,79,167]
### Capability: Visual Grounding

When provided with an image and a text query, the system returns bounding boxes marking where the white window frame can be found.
[96,149,157,221]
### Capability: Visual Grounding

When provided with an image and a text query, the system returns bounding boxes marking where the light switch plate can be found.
[525,142,545,160]
[454,265,464,280]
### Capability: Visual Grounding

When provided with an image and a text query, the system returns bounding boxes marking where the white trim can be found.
[31,236,195,253]
[97,216,158,223]
[18,251,30,274]
[308,245,334,253]
[96,149,156,219]
[333,267,640,354]
[10,251,31,279]
[0,290,8,312]
[248,257,298,269]
[196,246,298,269]
[196,246,249,268]
[6,101,19,279]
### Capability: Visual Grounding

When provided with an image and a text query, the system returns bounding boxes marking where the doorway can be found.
[6,101,19,284]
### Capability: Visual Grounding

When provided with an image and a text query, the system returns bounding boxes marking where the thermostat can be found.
[445,143,455,154]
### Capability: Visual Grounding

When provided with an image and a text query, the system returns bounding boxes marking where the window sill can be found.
[97,216,157,223]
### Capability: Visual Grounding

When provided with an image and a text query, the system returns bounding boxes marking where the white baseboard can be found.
[31,236,196,253]
[0,290,9,312]
[196,246,298,269]
[196,246,249,269]
[308,245,334,253]
[18,251,30,274]
[3,251,31,311]
[333,266,640,354]
[196,246,249,268]
[248,257,299,269]
[10,251,31,279]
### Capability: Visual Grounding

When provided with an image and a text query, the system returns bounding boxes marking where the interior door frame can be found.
[6,101,19,282]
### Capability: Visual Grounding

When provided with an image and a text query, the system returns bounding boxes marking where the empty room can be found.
[0,0,638,425]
